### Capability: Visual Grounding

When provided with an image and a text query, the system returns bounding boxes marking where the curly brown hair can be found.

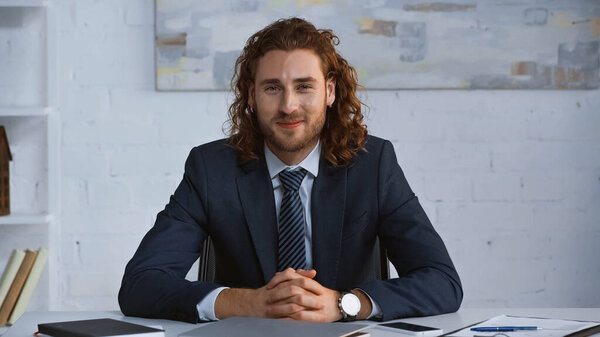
[226,17,367,167]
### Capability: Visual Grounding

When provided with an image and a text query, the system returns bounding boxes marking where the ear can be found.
[325,78,336,107]
[247,82,255,109]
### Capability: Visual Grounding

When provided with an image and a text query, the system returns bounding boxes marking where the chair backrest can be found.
[198,236,389,282]
[198,236,216,283]
[374,237,390,281]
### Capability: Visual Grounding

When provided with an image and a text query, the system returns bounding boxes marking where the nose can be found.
[280,89,299,115]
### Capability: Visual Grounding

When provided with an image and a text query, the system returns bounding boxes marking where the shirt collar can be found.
[264,141,321,179]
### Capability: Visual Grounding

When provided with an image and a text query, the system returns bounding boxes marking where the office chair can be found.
[198,236,216,283]
[198,236,390,282]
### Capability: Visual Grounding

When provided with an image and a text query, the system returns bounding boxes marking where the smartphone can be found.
[375,322,443,336]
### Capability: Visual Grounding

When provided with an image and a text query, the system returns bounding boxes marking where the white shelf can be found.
[0,107,51,117]
[0,0,60,311]
[0,213,51,225]
[0,0,50,7]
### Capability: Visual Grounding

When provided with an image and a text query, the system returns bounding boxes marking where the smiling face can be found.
[249,49,336,165]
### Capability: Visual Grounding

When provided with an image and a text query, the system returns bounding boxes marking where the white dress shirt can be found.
[196,141,381,320]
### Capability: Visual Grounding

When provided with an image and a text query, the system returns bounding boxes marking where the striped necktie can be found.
[277,168,308,271]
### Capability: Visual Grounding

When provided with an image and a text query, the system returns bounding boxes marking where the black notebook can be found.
[38,318,165,337]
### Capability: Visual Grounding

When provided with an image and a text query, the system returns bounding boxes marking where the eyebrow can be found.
[258,77,318,86]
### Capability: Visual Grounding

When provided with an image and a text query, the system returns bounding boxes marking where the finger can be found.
[265,302,305,318]
[289,309,331,322]
[265,268,306,290]
[295,269,317,279]
[268,287,324,310]
[288,292,324,310]
[285,276,324,295]
[267,283,313,305]
[267,277,324,302]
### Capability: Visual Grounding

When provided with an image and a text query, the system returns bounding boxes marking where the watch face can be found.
[341,293,361,316]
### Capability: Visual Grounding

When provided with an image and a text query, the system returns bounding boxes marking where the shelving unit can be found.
[0,213,51,226]
[0,107,51,116]
[0,0,60,310]
[0,0,51,6]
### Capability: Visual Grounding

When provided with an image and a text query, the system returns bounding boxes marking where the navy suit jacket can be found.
[118,135,462,323]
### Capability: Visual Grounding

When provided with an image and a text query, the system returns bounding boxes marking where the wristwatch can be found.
[338,291,361,321]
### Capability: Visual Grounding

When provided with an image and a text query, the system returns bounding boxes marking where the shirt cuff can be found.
[355,288,382,319]
[196,287,229,321]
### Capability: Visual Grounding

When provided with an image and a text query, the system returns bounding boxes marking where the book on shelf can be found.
[0,247,48,326]
[8,247,48,324]
[0,249,25,309]
[37,318,165,337]
[0,248,37,326]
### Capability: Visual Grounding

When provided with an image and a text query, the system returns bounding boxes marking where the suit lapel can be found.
[236,158,278,284]
[311,157,347,289]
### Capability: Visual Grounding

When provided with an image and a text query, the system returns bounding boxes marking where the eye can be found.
[297,84,312,91]
[265,85,280,93]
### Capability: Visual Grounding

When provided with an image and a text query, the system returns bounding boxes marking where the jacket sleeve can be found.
[358,140,463,321]
[118,147,221,323]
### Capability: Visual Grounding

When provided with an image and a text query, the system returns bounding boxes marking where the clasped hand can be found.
[259,268,342,322]
[215,268,342,322]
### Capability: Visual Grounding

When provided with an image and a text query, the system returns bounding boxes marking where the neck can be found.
[266,139,318,166]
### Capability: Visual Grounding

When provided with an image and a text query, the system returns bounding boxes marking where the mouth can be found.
[277,120,303,129]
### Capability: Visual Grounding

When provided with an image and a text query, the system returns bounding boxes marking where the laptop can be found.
[178,316,368,337]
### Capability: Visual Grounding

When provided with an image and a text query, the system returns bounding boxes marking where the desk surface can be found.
[2,308,598,337]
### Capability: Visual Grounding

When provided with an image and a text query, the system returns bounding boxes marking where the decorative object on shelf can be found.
[0,126,12,216]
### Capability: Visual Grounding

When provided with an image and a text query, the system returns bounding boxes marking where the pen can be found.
[471,326,540,332]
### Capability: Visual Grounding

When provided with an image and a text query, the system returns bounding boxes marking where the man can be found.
[119,17,462,323]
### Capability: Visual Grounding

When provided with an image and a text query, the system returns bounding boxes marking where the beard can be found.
[265,119,323,153]
[260,108,326,154]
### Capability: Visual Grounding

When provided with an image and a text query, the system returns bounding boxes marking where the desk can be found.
[1,308,599,337]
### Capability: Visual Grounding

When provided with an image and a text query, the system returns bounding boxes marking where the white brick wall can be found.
[0,0,598,311]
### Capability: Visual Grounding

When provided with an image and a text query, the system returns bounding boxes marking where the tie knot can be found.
[279,168,307,192]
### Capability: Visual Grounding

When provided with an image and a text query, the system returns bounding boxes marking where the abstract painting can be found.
[155,0,600,90]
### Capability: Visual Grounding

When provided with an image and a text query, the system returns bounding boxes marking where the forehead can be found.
[254,49,325,82]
